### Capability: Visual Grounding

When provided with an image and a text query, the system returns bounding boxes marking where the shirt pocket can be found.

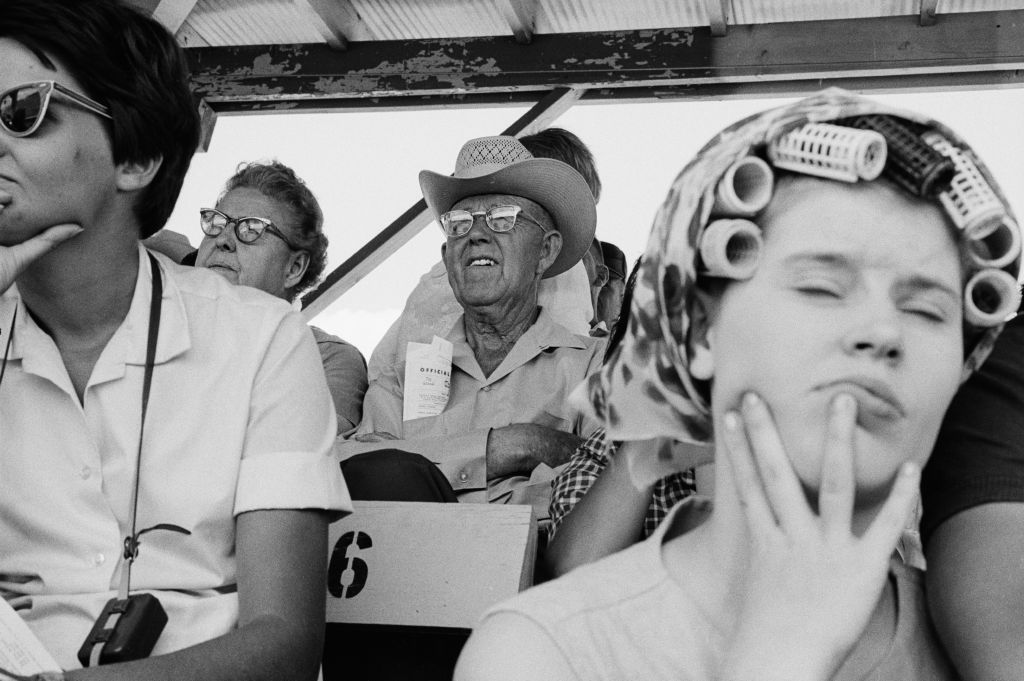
[403,397,476,439]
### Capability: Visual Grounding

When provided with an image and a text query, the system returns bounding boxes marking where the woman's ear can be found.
[284,250,311,290]
[688,288,717,381]
[114,156,163,193]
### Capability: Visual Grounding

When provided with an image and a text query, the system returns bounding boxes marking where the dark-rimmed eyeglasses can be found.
[438,205,546,239]
[199,208,300,249]
[0,81,112,138]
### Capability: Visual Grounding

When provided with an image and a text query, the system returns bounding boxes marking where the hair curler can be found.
[963,216,1021,270]
[712,156,775,216]
[768,122,887,183]
[699,219,763,280]
[964,268,1022,327]
[923,131,1008,240]
[843,115,954,196]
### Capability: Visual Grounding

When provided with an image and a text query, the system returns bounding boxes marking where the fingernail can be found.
[724,411,740,431]
[53,224,84,238]
[742,392,760,409]
[832,393,855,414]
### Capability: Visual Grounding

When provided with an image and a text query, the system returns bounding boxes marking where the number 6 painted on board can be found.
[327,530,372,599]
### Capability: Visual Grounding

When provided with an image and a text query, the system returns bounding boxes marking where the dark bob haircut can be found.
[0,0,201,238]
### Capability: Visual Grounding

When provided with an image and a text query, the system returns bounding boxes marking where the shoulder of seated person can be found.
[310,325,362,351]
[169,264,296,313]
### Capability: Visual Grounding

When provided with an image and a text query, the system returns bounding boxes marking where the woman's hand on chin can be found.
[0,224,82,293]
[717,391,920,681]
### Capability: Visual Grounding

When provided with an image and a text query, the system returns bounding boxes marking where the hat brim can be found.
[419,158,597,278]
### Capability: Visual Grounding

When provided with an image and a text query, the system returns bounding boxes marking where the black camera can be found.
[77,593,166,667]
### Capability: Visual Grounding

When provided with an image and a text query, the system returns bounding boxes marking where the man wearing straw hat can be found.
[340,136,604,515]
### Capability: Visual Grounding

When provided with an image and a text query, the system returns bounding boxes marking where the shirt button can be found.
[93,553,106,566]
[80,466,92,480]
[458,471,469,482]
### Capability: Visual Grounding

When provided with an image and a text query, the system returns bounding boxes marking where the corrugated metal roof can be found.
[540,0,707,33]
[176,0,1024,46]
[353,0,508,40]
[731,1,918,25]
[187,0,324,45]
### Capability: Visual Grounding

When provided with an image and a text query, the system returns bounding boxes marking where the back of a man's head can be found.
[520,128,602,203]
[0,0,200,238]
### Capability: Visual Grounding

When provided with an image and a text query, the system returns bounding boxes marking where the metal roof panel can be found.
[186,0,324,45]
[353,0,510,40]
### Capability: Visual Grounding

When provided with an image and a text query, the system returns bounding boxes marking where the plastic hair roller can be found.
[699,219,763,280]
[964,268,1022,327]
[712,156,774,216]
[964,216,1021,270]
[768,123,886,183]
[922,131,1008,237]
[843,115,954,196]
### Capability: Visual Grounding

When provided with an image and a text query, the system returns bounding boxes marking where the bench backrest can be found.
[325,501,538,629]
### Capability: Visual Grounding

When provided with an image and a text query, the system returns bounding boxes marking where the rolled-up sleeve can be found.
[234,311,352,519]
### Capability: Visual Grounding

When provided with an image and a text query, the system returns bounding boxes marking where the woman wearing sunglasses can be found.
[0,2,348,680]
[195,160,368,435]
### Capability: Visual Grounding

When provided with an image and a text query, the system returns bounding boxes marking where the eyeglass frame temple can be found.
[50,81,113,121]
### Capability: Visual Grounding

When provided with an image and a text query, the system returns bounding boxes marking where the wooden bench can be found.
[323,501,537,680]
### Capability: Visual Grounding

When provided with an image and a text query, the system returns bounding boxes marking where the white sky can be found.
[164,89,1024,360]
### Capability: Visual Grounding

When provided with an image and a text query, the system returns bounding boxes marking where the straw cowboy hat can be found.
[419,135,597,278]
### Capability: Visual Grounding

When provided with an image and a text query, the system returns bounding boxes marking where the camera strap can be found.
[0,306,15,392]
[86,253,163,669]
[74,253,188,668]
[119,252,163,601]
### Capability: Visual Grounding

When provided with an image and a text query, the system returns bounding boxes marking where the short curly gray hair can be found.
[221,160,328,301]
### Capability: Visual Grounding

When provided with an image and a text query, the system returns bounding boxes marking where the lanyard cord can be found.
[0,307,15,391]
[118,252,163,600]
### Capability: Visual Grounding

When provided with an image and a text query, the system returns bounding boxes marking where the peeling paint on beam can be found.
[187,12,1024,107]
[187,29,705,104]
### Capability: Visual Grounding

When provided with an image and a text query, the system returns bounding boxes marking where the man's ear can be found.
[114,156,163,193]
[536,230,563,276]
[688,288,717,380]
[284,250,311,290]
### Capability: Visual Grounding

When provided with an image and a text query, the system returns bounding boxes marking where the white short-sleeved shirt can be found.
[0,247,351,669]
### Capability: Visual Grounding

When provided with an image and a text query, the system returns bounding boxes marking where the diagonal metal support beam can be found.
[126,0,198,33]
[152,0,199,34]
[497,0,539,44]
[300,87,583,317]
[705,0,729,36]
[919,0,939,26]
[294,0,371,50]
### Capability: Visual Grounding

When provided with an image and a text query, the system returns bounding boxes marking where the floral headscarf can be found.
[577,88,1021,446]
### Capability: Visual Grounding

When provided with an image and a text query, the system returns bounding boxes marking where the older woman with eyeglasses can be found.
[195,160,368,435]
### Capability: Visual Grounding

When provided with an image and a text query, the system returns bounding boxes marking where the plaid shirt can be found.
[549,428,696,540]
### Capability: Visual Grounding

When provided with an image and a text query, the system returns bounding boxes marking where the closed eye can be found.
[795,282,843,298]
[901,302,950,324]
